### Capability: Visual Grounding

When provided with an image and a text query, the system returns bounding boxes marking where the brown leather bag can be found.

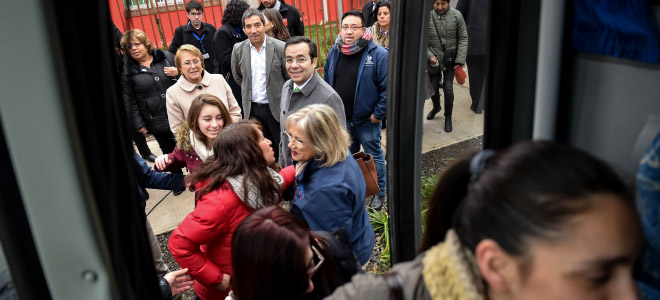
[353,151,381,198]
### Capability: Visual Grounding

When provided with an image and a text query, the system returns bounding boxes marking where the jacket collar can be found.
[185,20,211,32]
[298,72,320,96]
[123,49,165,75]
[178,69,213,92]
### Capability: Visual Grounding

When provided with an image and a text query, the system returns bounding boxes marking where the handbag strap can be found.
[431,12,446,52]
[384,271,404,300]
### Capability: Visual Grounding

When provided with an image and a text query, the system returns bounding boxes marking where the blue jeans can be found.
[348,121,386,196]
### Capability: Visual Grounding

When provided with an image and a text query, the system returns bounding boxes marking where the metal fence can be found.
[109,0,369,70]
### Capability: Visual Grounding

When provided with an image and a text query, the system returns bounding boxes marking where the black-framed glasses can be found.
[309,245,325,276]
[188,12,203,16]
[285,57,309,64]
[284,131,304,146]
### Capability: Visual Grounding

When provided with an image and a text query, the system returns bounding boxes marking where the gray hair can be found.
[242,8,265,26]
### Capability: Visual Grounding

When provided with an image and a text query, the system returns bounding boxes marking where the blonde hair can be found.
[285,104,350,167]
[120,29,154,53]
[175,44,206,71]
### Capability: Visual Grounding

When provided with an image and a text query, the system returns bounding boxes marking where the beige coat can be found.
[165,70,242,134]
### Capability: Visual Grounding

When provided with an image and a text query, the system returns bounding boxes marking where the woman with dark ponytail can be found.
[327,141,642,300]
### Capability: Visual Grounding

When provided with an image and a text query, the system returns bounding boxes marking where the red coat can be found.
[168,166,295,300]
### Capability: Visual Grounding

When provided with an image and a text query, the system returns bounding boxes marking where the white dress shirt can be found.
[250,36,269,104]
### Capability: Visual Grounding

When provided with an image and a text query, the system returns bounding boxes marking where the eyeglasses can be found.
[309,245,325,276]
[188,12,203,16]
[284,131,304,147]
[285,57,309,64]
[341,25,363,32]
[127,42,143,49]
[182,60,201,68]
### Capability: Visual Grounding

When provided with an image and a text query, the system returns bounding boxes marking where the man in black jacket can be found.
[258,0,305,37]
[361,0,379,28]
[169,0,217,73]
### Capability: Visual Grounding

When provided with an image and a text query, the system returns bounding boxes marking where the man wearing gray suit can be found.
[232,8,288,158]
[279,36,346,167]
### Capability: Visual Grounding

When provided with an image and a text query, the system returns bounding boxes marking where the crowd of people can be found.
[111,0,659,299]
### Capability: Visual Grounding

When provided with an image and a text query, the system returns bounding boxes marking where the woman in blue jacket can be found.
[285,104,375,266]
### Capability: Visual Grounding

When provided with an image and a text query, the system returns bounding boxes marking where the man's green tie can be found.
[294,87,301,93]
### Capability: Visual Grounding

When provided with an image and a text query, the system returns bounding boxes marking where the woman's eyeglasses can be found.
[284,131,304,147]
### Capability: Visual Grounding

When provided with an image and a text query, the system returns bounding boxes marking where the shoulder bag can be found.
[353,151,381,198]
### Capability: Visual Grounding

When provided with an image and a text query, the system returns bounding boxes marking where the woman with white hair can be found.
[285,104,375,266]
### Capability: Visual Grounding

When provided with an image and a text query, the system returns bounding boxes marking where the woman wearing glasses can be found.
[285,104,375,267]
[168,121,295,300]
[229,205,357,300]
[166,45,242,135]
[121,29,180,162]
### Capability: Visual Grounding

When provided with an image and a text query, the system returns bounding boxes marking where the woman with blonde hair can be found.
[155,94,233,173]
[286,104,375,266]
[166,45,242,135]
[263,8,291,41]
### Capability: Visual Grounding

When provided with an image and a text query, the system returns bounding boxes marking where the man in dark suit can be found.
[169,0,217,73]
[258,0,305,37]
[232,9,289,159]
[361,0,380,28]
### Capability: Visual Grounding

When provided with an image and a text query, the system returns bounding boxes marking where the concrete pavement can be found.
[144,70,484,235]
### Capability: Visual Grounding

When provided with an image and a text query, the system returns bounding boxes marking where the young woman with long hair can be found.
[168,121,295,300]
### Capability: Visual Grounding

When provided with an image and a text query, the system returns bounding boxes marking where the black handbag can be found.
[431,15,457,69]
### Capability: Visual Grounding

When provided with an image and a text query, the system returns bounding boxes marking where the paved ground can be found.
[142,71,484,235]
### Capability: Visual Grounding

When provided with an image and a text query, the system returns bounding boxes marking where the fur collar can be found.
[175,122,194,152]
[422,230,485,300]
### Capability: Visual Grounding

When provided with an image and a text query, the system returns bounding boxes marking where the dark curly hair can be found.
[222,0,250,26]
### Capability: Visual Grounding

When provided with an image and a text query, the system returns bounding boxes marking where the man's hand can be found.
[215,274,231,291]
[430,56,438,64]
[138,127,148,135]
[163,268,193,297]
[369,114,381,124]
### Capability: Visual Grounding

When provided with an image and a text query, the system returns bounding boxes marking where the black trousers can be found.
[151,131,176,155]
[250,102,281,160]
[466,54,486,112]
[430,66,456,118]
[133,130,152,157]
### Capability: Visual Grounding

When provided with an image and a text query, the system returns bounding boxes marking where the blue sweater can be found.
[291,156,375,265]
[324,40,388,124]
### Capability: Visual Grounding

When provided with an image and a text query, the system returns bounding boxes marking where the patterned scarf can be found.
[226,167,284,209]
[335,28,373,55]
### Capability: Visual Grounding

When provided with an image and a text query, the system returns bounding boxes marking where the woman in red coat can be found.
[168,120,295,300]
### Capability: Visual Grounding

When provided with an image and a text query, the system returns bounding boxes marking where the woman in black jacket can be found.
[212,0,250,114]
[121,29,184,194]
[121,30,180,159]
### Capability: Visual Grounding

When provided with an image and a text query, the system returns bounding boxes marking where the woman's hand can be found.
[163,268,194,296]
[155,154,172,170]
[164,66,179,77]
[215,274,231,291]
[430,56,438,64]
